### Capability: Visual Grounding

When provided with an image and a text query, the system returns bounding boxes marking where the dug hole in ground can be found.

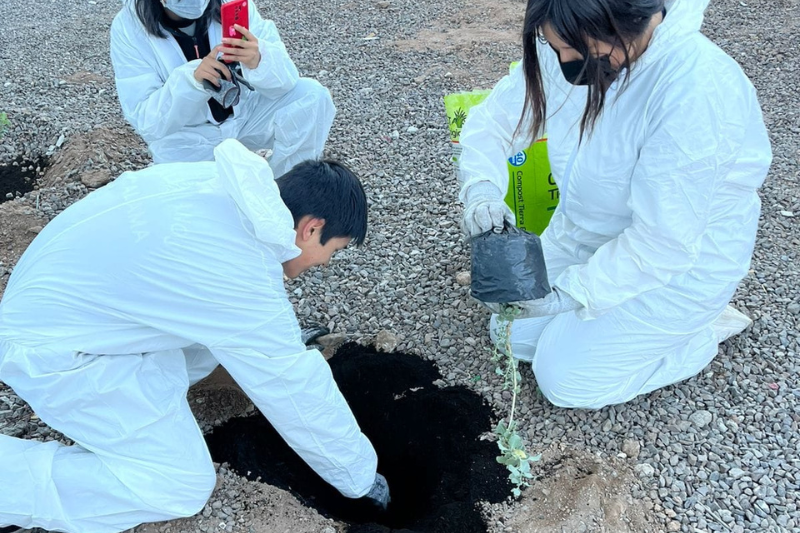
[187,340,655,533]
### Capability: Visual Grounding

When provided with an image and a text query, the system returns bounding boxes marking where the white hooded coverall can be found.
[110,0,335,175]
[458,0,772,409]
[0,140,377,533]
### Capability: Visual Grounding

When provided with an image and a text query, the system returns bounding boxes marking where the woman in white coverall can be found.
[0,140,389,533]
[459,0,772,409]
[110,0,334,174]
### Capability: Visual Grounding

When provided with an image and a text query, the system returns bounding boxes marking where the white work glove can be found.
[363,473,391,510]
[482,287,583,319]
[461,181,515,237]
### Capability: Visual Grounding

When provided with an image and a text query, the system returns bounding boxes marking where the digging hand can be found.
[363,473,391,511]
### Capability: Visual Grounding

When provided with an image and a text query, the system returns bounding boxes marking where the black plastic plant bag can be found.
[470,225,551,303]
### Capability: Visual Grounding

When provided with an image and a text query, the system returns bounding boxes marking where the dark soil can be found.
[205,342,511,533]
[0,157,45,203]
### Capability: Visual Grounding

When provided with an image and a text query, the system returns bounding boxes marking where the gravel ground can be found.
[1,0,799,532]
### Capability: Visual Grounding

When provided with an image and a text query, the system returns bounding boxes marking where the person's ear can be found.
[297,216,326,242]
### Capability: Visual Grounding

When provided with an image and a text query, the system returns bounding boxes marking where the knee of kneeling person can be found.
[296,78,334,111]
[143,460,218,518]
[533,362,616,410]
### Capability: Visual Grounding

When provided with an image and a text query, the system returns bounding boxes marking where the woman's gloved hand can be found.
[461,181,515,237]
[481,287,583,318]
[363,473,391,511]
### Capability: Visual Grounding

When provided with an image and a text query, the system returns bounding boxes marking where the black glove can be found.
[364,473,390,511]
[201,63,254,109]
[300,323,330,345]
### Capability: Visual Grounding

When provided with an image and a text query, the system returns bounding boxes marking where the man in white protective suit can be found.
[0,140,389,533]
[459,0,772,409]
[110,0,335,175]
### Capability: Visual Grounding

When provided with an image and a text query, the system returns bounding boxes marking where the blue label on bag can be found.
[508,151,527,167]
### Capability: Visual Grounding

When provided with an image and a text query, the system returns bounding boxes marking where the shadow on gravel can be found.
[206,342,511,533]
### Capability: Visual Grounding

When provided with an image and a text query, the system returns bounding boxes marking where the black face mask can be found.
[558,54,618,86]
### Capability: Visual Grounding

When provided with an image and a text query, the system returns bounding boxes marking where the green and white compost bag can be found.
[444,67,559,236]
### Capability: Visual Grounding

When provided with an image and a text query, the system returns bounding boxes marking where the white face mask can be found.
[162,0,211,20]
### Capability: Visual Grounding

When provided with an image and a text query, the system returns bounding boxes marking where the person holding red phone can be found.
[110,0,335,177]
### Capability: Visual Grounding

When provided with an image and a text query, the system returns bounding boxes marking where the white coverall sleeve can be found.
[209,331,377,499]
[458,44,555,202]
[555,77,766,319]
[110,19,210,141]
[239,0,300,98]
[457,66,526,202]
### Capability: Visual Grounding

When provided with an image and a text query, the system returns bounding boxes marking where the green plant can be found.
[491,304,541,497]
[0,112,9,138]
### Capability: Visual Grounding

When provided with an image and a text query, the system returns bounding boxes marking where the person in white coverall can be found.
[0,140,389,533]
[110,0,334,174]
[459,0,772,409]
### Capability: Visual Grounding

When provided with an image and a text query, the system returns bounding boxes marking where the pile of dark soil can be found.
[0,157,45,203]
[205,342,511,532]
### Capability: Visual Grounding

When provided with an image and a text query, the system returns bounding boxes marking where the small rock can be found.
[375,330,398,352]
[375,1,390,8]
[406,126,419,134]
[455,271,471,286]
[317,333,347,359]
[634,463,655,477]
[80,170,112,188]
[788,303,800,315]
[729,467,746,479]
[317,332,346,347]
[667,521,681,532]
[26,226,43,234]
[622,439,641,459]
[689,410,713,428]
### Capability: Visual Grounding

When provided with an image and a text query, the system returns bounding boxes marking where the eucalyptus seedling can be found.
[491,304,540,497]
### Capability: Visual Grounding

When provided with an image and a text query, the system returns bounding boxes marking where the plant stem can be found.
[503,319,517,429]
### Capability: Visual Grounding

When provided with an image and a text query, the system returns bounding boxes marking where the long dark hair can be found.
[519,0,663,141]
[135,0,223,38]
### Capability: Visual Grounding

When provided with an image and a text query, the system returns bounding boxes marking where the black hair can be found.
[135,0,222,38]
[276,160,368,247]
[519,0,664,141]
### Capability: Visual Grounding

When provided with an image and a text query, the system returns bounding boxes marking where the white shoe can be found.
[711,305,752,343]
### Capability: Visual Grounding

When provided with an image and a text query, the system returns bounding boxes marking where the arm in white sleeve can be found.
[458,42,557,202]
[240,0,299,98]
[555,75,765,319]
[110,18,210,141]
[457,66,527,202]
[210,341,378,498]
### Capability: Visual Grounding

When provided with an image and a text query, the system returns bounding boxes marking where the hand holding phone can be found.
[220,25,261,69]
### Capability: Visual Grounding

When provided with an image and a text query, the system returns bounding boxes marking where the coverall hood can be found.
[214,139,301,263]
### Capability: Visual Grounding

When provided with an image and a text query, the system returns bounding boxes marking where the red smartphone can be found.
[221,0,249,40]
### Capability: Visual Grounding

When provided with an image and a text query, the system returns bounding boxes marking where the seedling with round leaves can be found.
[491,304,541,497]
